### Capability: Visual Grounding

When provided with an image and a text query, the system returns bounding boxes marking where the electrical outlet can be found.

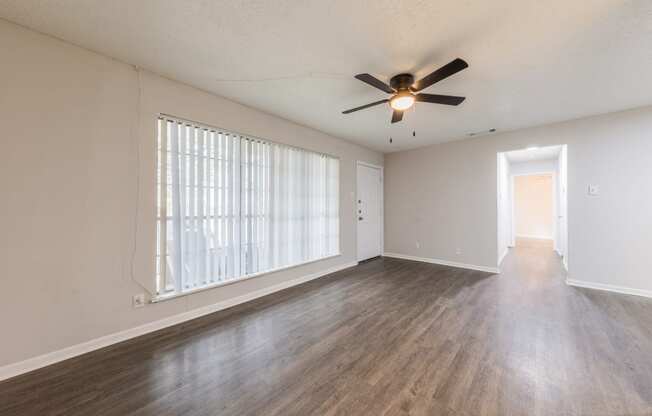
[415,241,420,249]
[133,293,146,308]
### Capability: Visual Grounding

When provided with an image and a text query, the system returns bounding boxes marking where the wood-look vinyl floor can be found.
[2,241,652,415]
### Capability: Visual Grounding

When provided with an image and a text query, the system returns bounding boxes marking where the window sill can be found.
[150,253,342,304]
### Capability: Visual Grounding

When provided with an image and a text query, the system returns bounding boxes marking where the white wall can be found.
[0,20,383,368]
[385,105,652,296]
[514,175,554,239]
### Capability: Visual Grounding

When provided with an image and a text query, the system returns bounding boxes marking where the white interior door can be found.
[357,163,382,262]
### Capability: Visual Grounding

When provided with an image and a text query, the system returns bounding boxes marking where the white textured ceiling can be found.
[505,145,561,163]
[1,1,651,153]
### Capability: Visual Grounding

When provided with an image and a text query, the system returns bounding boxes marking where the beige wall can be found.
[514,174,553,239]
[0,20,382,367]
[385,105,652,295]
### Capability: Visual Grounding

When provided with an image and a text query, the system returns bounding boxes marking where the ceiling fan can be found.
[342,58,468,123]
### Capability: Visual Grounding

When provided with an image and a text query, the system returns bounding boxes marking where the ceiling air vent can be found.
[468,128,496,137]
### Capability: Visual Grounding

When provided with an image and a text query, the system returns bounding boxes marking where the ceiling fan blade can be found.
[411,58,468,92]
[342,99,389,114]
[354,74,395,94]
[415,93,466,106]
[391,110,403,123]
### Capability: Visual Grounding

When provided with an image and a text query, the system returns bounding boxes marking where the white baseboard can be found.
[0,261,357,382]
[383,252,499,274]
[566,278,652,299]
[515,234,553,240]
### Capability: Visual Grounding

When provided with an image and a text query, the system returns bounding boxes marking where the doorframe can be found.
[497,144,568,272]
[356,161,384,262]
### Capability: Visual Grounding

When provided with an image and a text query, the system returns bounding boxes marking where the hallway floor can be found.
[2,246,652,415]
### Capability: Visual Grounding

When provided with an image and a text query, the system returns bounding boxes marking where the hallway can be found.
[496,241,652,415]
[2,246,652,415]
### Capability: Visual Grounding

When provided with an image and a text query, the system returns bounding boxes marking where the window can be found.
[156,116,339,297]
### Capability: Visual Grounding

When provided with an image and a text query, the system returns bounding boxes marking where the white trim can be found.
[566,278,652,299]
[356,161,384,262]
[152,253,342,302]
[511,173,515,246]
[498,247,509,266]
[552,171,559,253]
[356,160,383,170]
[515,234,554,240]
[383,252,499,274]
[0,261,357,382]
[511,171,556,177]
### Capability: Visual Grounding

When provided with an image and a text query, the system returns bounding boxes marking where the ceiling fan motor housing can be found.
[390,73,415,91]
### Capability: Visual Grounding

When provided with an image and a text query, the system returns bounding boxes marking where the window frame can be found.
[154,114,341,302]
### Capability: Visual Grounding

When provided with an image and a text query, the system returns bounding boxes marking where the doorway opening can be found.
[514,173,553,247]
[497,145,568,270]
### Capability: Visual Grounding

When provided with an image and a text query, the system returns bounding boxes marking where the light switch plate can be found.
[588,184,600,196]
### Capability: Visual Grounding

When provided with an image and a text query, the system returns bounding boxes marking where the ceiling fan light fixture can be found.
[390,92,415,111]
[342,58,468,124]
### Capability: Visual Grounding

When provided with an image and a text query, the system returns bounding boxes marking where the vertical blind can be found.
[156,116,339,296]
